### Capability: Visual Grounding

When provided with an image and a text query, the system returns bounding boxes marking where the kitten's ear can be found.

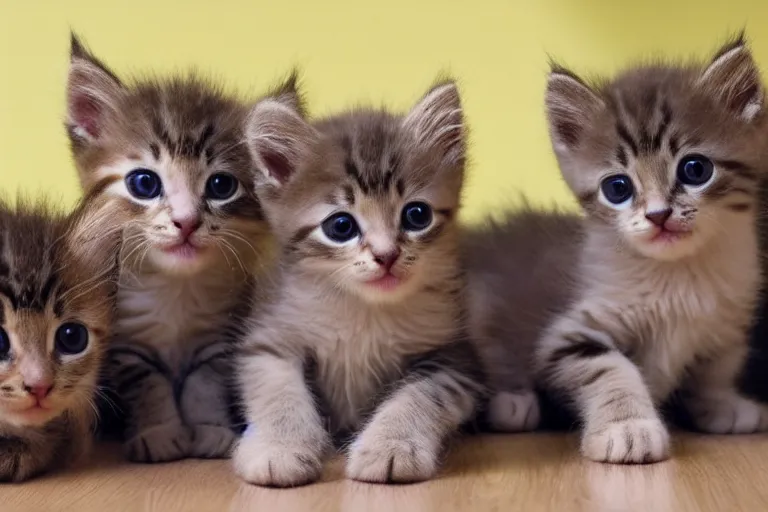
[545,63,604,153]
[67,32,124,144]
[402,79,465,168]
[267,70,307,118]
[245,92,317,188]
[698,33,763,121]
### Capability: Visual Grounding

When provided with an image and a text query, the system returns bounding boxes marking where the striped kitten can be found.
[0,193,127,481]
[538,36,768,463]
[234,81,484,486]
[65,35,293,462]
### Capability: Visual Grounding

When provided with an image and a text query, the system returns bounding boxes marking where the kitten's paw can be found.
[346,433,441,483]
[582,418,670,464]
[688,395,768,434]
[190,424,236,459]
[0,448,45,482]
[124,422,193,463]
[487,390,541,432]
[233,431,326,487]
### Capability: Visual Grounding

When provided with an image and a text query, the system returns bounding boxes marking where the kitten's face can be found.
[547,38,767,261]
[0,199,122,427]
[246,83,465,303]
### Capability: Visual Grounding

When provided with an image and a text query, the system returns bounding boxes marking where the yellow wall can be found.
[2,0,768,221]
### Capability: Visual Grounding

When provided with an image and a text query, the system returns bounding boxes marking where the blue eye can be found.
[55,323,89,355]
[205,173,239,200]
[600,174,634,205]
[401,202,433,231]
[677,154,714,186]
[125,169,163,199]
[321,213,359,243]
[0,328,9,359]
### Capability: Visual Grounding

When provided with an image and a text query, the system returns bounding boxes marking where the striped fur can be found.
[538,35,768,464]
[233,81,485,486]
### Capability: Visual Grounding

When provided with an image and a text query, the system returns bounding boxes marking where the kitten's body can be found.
[234,83,484,486]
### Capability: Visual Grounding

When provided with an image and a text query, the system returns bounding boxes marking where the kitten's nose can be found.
[172,216,202,239]
[373,249,401,270]
[24,383,52,400]
[645,208,672,227]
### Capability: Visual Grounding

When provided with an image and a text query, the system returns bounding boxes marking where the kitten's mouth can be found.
[161,241,202,259]
[365,273,404,291]
[650,227,692,244]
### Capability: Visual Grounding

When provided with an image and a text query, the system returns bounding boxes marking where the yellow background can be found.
[1,0,767,221]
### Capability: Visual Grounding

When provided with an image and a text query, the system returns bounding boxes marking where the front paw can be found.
[189,424,236,459]
[487,390,541,432]
[688,394,768,434]
[124,422,193,463]
[582,418,670,464]
[346,431,441,483]
[0,448,45,482]
[233,428,327,487]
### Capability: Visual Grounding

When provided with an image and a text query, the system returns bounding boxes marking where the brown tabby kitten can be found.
[0,192,127,481]
[234,81,484,486]
[65,34,293,462]
[538,35,768,463]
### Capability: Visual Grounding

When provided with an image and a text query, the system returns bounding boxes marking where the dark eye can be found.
[55,323,89,355]
[205,173,239,200]
[677,154,714,186]
[125,169,163,199]
[321,213,359,243]
[0,328,9,359]
[600,174,634,205]
[401,202,433,231]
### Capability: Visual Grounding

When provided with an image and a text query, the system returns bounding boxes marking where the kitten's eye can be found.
[401,202,433,231]
[600,174,634,205]
[321,213,359,243]
[0,328,9,359]
[205,173,239,200]
[54,323,89,355]
[125,169,163,199]
[677,154,714,186]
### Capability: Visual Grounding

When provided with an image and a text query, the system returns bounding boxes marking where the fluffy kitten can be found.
[0,192,127,481]
[538,35,768,463]
[234,81,484,486]
[65,34,293,462]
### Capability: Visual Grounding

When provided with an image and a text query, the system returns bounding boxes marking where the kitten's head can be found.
[0,194,127,427]
[66,34,300,275]
[244,81,466,303]
[546,35,766,261]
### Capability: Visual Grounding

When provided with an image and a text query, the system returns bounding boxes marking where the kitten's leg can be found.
[0,429,57,482]
[486,389,541,432]
[179,342,237,459]
[233,346,331,487]
[346,340,484,483]
[109,347,193,463]
[536,313,670,464]
[684,342,768,433]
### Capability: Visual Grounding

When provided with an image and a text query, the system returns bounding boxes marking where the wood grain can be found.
[1,433,767,512]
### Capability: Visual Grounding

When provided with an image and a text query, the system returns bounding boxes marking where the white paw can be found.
[688,395,768,434]
[124,422,193,463]
[233,428,327,487]
[582,418,670,464]
[487,391,541,432]
[189,424,236,459]
[346,431,441,483]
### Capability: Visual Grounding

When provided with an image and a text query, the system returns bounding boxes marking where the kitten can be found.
[65,34,294,462]
[464,208,583,431]
[0,192,127,481]
[233,81,485,486]
[538,35,768,463]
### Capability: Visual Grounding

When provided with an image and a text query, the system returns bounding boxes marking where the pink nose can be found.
[172,216,202,239]
[373,249,401,270]
[24,384,52,400]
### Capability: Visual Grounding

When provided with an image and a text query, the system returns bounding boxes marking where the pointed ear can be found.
[266,70,307,118]
[698,33,763,121]
[245,94,317,188]
[545,64,604,153]
[67,32,124,144]
[402,79,465,168]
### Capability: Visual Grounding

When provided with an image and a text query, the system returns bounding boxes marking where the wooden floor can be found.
[2,433,768,511]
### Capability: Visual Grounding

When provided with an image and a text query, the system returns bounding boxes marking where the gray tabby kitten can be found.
[65,34,294,462]
[538,35,768,463]
[234,81,484,486]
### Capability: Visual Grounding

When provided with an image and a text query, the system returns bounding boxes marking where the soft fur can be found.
[536,35,768,464]
[0,192,127,481]
[66,34,291,462]
[233,81,485,486]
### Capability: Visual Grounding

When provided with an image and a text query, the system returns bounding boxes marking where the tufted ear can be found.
[698,33,763,121]
[245,74,317,188]
[402,79,465,168]
[66,32,124,145]
[545,63,604,154]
